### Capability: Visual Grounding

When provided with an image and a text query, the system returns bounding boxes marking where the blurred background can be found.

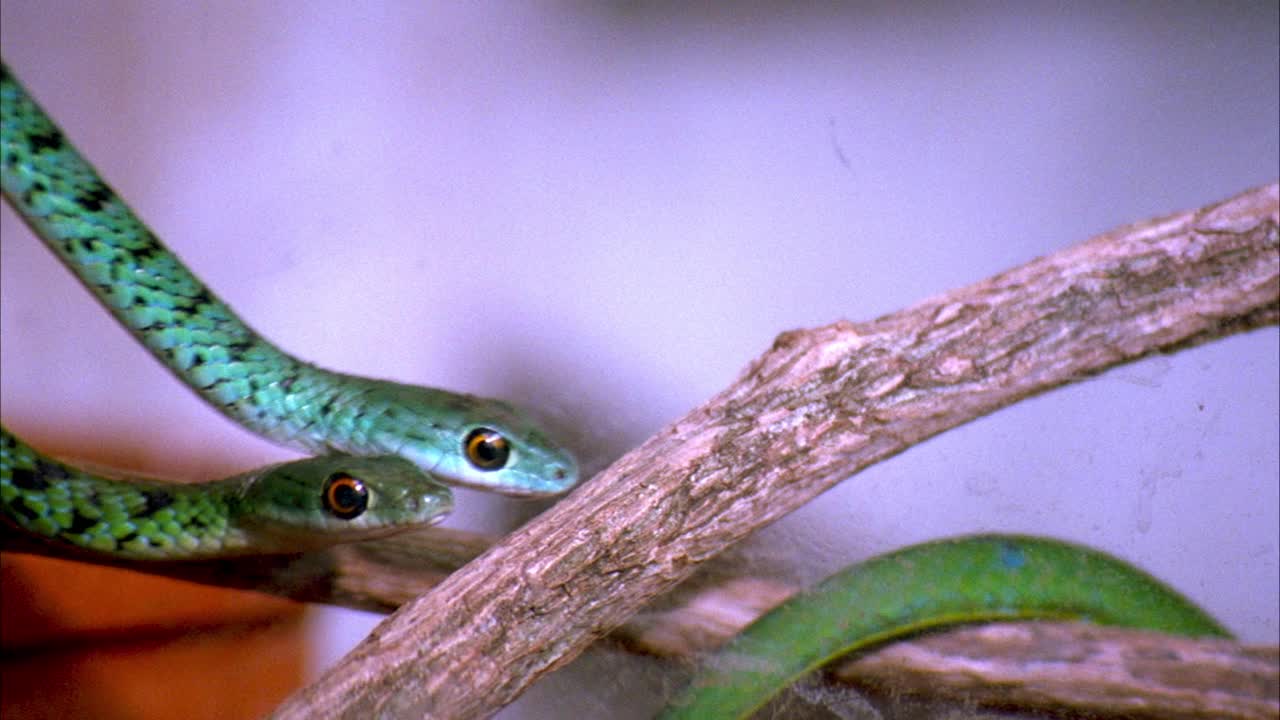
[2,2,1276,718]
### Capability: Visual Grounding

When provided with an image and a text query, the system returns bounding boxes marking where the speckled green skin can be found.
[0,61,577,497]
[660,534,1231,720]
[1,426,453,559]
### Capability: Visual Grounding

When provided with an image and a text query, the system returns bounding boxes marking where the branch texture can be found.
[262,183,1278,718]
[827,623,1279,720]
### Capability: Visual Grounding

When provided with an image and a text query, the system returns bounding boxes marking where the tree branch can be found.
[826,623,1279,720]
[251,182,1277,718]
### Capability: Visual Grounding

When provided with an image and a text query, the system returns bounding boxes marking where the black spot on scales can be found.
[9,499,40,521]
[34,460,69,482]
[140,490,175,516]
[28,130,64,154]
[127,241,161,262]
[66,512,99,535]
[190,288,217,309]
[76,184,116,212]
[9,467,50,491]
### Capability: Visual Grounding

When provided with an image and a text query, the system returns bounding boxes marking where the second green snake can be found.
[1,425,452,559]
[0,61,577,498]
[659,534,1231,719]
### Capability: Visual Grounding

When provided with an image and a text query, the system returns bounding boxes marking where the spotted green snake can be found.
[0,60,577,501]
[1,426,452,559]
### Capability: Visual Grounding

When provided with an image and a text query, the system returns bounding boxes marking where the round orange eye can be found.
[464,428,509,471]
[322,473,368,520]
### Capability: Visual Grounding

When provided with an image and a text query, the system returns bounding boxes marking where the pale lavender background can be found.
[1,3,1276,718]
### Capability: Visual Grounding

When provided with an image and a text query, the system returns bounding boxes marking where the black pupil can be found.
[324,474,368,520]
[466,428,509,470]
[333,483,360,509]
[475,438,500,462]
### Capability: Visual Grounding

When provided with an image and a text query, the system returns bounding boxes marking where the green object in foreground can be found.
[1,426,452,559]
[0,60,577,498]
[659,534,1230,720]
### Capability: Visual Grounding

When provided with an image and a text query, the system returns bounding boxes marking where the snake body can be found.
[659,534,1231,719]
[1,426,452,559]
[0,61,577,498]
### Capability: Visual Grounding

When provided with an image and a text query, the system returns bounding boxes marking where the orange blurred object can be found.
[1,553,306,720]
[0,434,307,720]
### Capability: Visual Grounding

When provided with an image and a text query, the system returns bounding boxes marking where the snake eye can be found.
[464,428,510,471]
[322,472,368,520]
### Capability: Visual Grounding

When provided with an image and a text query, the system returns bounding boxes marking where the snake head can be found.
[345,382,581,498]
[238,454,453,546]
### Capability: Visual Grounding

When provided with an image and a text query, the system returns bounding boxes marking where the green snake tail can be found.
[659,534,1230,720]
[0,60,577,497]
[1,425,452,560]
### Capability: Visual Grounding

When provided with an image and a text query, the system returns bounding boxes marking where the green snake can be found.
[1,426,452,559]
[0,60,578,499]
[659,534,1231,719]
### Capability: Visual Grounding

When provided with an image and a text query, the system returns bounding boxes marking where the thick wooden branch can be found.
[252,182,1278,718]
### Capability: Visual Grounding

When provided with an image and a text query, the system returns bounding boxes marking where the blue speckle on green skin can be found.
[999,542,1026,569]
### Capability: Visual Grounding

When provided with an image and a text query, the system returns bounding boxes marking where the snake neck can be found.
[0,430,254,559]
[1,61,579,496]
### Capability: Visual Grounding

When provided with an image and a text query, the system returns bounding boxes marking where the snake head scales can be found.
[235,453,454,548]
[299,379,581,498]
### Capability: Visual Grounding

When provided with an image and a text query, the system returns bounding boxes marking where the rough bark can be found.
[826,623,1279,720]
